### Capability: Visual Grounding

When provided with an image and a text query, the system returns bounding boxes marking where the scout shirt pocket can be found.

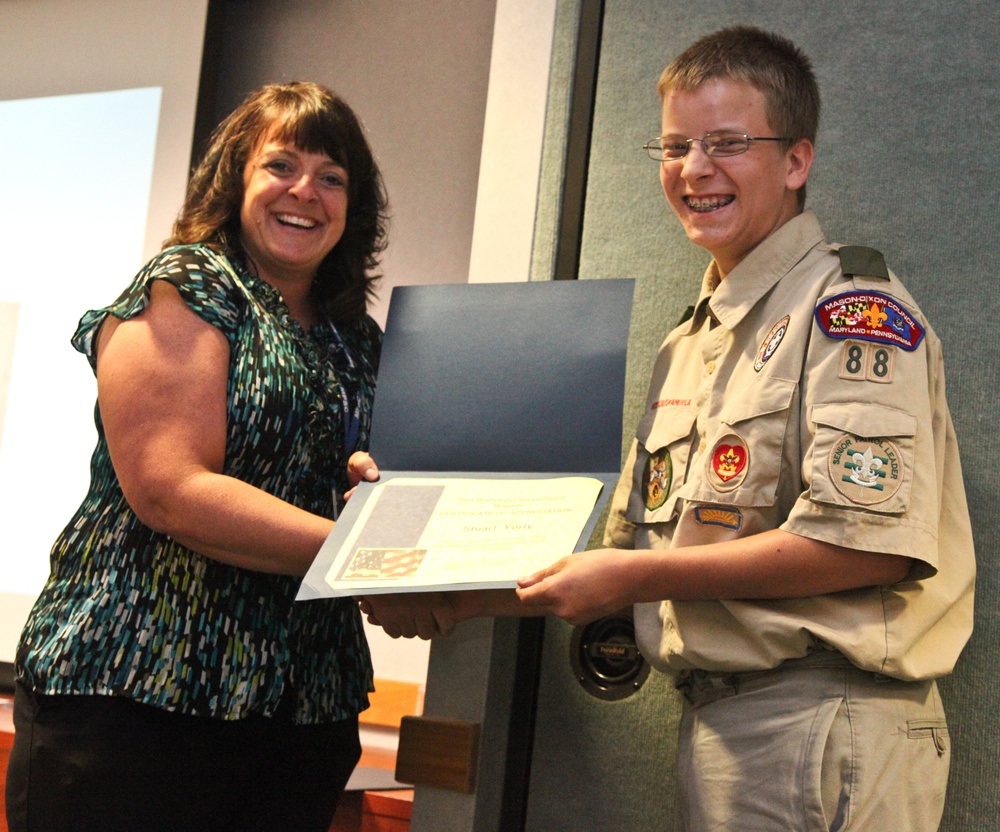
[809,402,915,514]
[625,405,699,524]
[683,378,797,508]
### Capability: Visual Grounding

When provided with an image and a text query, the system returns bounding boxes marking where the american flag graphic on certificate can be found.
[342,547,428,580]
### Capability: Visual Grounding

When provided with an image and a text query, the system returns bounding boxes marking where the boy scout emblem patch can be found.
[708,434,749,491]
[643,448,672,510]
[754,315,790,372]
[814,291,924,351]
[828,433,904,505]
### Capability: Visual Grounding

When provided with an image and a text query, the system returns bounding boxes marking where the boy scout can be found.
[516,25,975,831]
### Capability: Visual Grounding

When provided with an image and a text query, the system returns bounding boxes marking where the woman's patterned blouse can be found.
[16,245,381,723]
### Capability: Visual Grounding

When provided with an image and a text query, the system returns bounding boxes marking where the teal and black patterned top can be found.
[15,245,380,723]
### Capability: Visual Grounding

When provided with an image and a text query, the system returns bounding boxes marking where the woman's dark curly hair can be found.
[166,81,388,326]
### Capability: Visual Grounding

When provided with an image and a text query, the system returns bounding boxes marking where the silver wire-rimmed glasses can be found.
[644,132,789,161]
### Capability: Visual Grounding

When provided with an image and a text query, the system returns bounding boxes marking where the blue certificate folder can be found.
[296,279,634,600]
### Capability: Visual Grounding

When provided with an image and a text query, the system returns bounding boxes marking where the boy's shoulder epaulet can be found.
[837,245,889,280]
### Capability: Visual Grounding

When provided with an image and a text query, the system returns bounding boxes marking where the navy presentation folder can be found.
[297,278,634,600]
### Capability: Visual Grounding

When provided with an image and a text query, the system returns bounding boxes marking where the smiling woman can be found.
[6,82,390,832]
[171,82,388,327]
[239,139,351,325]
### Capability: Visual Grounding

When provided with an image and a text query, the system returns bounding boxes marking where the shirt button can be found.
[706,361,716,374]
[698,440,707,453]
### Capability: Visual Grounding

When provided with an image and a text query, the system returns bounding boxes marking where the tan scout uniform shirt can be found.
[606,211,975,681]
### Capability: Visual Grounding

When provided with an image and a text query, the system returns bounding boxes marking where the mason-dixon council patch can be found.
[815,291,924,351]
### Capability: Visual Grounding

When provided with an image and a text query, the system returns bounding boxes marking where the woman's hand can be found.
[358,593,459,639]
[344,452,379,501]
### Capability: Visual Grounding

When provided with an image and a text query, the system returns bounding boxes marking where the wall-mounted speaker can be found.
[570,613,650,701]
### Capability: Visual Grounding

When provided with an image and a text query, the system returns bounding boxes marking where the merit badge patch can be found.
[707,434,749,491]
[643,448,672,511]
[693,506,743,530]
[828,433,904,505]
[814,291,924,351]
[754,315,790,372]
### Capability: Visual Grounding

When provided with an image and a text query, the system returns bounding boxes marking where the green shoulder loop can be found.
[838,245,889,280]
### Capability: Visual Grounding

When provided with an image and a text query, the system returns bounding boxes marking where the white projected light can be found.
[0,88,161,660]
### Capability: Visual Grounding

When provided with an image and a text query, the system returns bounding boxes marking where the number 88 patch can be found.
[838,339,895,384]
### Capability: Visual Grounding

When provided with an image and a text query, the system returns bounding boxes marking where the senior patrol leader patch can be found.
[814,291,924,351]
[707,434,749,491]
[643,448,672,511]
[828,433,905,505]
[754,315,790,372]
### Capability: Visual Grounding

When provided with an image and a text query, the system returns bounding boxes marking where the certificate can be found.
[294,279,634,603]
[319,476,602,595]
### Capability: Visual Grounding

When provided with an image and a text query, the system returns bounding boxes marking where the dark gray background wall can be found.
[526,1,999,830]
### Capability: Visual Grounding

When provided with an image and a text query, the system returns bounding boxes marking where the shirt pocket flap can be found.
[809,402,916,514]
[638,405,700,452]
[811,402,917,438]
[628,406,699,525]
[684,378,796,508]
[722,378,797,427]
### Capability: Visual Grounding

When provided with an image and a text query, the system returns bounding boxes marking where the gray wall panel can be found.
[526,619,678,831]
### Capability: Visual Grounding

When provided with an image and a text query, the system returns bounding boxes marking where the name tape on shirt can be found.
[814,291,924,351]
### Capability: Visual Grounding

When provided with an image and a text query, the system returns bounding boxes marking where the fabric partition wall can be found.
[522,1,1000,830]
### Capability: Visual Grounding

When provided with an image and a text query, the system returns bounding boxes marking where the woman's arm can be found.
[97,280,364,576]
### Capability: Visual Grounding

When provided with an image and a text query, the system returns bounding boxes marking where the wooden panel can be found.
[359,679,422,729]
[361,790,413,832]
[331,787,412,832]
[394,716,480,794]
[363,790,413,821]
[357,744,398,771]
